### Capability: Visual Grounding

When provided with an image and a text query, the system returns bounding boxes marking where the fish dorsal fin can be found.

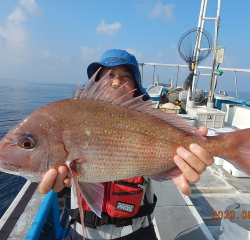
[85,70,111,100]
[73,68,206,141]
[112,89,136,105]
[72,82,81,98]
[76,67,102,99]
[102,81,129,103]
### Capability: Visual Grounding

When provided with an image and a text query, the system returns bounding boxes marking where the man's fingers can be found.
[177,146,206,175]
[172,127,210,196]
[174,155,200,184]
[39,168,58,194]
[190,144,214,166]
[64,178,72,188]
[172,174,191,196]
[199,126,208,136]
[52,166,68,192]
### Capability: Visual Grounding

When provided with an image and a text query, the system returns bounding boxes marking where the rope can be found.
[166,88,183,105]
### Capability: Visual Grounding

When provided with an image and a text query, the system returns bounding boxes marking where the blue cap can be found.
[87,49,150,101]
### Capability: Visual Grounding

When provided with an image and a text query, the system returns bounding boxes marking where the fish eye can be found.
[19,137,36,149]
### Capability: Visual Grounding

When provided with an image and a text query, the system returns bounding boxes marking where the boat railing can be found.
[26,190,67,239]
[139,62,250,100]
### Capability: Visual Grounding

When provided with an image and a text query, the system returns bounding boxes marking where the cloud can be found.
[37,50,57,59]
[8,6,27,22]
[0,7,28,54]
[0,1,82,83]
[0,0,70,69]
[158,51,164,57]
[148,1,174,20]
[171,44,177,50]
[126,48,142,60]
[19,0,40,14]
[35,49,71,64]
[81,46,96,60]
[96,20,122,36]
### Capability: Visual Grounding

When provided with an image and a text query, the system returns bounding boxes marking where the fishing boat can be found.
[139,68,250,240]
[1,0,250,239]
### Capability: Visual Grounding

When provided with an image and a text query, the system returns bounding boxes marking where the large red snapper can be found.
[0,70,250,238]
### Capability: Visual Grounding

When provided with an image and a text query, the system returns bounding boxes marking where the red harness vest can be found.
[81,176,144,218]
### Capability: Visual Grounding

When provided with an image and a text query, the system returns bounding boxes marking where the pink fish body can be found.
[1,70,250,238]
[1,95,249,181]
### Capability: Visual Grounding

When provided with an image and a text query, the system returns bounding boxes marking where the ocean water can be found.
[224,91,250,101]
[0,80,78,218]
[0,80,249,218]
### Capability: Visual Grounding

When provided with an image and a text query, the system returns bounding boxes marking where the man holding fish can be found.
[39,49,214,240]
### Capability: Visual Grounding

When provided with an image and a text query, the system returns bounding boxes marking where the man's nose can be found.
[111,77,122,88]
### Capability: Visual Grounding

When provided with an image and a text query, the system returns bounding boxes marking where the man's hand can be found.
[39,166,71,194]
[172,126,214,196]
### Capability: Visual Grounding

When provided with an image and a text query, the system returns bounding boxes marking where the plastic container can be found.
[223,161,249,178]
[214,157,224,166]
[151,101,159,108]
[221,103,250,129]
[210,127,235,134]
[179,90,203,102]
[188,117,196,126]
[159,104,180,114]
[219,203,250,240]
[146,85,163,102]
[188,107,226,128]
[207,129,217,136]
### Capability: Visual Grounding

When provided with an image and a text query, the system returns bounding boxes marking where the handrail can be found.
[25,190,66,240]
[139,62,250,73]
[139,62,250,100]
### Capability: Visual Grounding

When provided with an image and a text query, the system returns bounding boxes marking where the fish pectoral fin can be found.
[67,160,104,218]
[147,167,182,182]
[78,182,104,218]
[67,161,86,239]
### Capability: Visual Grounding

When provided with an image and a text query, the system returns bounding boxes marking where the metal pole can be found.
[234,71,239,100]
[189,0,208,108]
[213,74,218,93]
[176,66,179,88]
[193,0,207,65]
[207,0,221,106]
[140,63,250,73]
[152,65,155,85]
[140,64,144,84]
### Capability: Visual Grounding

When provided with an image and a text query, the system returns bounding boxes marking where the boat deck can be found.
[153,164,250,240]
[153,180,211,240]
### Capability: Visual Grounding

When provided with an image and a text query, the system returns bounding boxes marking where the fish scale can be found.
[41,99,191,182]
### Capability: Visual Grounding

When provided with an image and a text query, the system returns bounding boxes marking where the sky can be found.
[0,0,250,93]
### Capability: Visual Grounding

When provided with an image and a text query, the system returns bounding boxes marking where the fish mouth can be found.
[0,162,19,172]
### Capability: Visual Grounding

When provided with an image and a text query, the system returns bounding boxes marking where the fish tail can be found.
[213,128,250,176]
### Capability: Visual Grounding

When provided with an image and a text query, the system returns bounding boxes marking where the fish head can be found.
[0,107,68,181]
